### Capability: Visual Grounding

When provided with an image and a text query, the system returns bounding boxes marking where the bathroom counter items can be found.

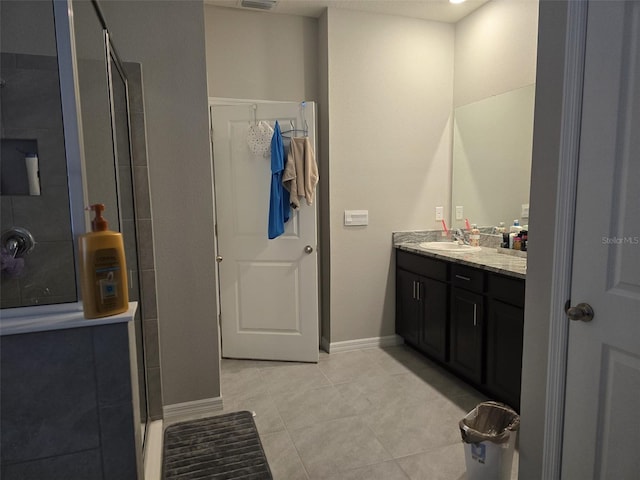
[393,232,526,279]
[0,301,138,336]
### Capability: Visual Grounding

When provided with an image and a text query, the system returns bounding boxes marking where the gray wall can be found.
[204,6,318,101]
[318,10,331,345]
[0,0,57,56]
[99,0,219,406]
[324,8,454,343]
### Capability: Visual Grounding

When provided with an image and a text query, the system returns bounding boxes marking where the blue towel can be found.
[268,122,290,239]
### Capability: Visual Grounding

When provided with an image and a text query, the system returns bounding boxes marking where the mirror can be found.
[451,84,536,229]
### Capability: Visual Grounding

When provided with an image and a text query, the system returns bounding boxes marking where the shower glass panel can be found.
[72,0,120,230]
[107,38,149,443]
[0,0,76,308]
[72,0,149,446]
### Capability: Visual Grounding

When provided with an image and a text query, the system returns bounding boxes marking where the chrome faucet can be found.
[452,229,469,245]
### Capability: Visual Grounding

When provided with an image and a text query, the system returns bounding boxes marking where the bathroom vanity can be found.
[394,240,526,410]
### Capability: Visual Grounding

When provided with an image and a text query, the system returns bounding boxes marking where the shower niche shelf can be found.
[0,138,40,196]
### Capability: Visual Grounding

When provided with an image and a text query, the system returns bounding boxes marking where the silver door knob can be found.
[565,302,594,322]
[215,255,223,263]
[304,245,313,254]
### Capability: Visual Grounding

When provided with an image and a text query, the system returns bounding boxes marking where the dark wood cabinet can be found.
[449,287,483,384]
[395,248,525,410]
[485,273,526,409]
[396,268,422,347]
[396,251,448,362]
[419,277,448,362]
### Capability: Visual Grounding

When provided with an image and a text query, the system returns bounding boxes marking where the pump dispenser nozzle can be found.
[87,204,108,232]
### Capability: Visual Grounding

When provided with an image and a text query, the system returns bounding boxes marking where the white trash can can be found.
[459,401,520,480]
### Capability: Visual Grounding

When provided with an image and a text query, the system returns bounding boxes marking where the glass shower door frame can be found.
[53,0,149,451]
[104,30,150,448]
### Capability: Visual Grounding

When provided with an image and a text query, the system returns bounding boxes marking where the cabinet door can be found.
[396,269,421,347]
[449,288,483,384]
[419,277,448,362]
[486,299,524,410]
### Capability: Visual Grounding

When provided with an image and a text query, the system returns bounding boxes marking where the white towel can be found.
[282,137,318,209]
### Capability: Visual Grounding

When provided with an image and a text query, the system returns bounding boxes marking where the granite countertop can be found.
[393,231,526,279]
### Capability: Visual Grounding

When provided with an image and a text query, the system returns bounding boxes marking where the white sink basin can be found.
[419,242,481,253]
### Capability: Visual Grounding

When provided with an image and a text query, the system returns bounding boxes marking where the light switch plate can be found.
[521,203,530,218]
[344,210,368,226]
[435,206,444,221]
[455,206,464,220]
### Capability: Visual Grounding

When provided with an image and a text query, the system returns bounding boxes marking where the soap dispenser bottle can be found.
[78,204,129,319]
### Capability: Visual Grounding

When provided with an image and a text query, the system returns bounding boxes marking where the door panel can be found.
[486,299,523,410]
[420,277,448,362]
[212,102,319,363]
[562,2,640,478]
[396,268,421,347]
[449,288,483,384]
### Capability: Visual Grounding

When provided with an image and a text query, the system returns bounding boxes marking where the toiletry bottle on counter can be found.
[78,204,128,319]
[520,230,528,251]
[510,219,522,233]
[513,235,522,250]
[470,224,480,247]
[495,222,506,234]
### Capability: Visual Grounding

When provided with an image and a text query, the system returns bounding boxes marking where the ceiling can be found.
[204,0,491,24]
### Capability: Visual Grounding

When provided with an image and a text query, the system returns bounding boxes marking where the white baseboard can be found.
[162,396,223,423]
[144,420,163,480]
[325,334,403,353]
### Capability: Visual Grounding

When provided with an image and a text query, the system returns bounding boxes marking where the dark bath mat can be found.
[162,411,273,480]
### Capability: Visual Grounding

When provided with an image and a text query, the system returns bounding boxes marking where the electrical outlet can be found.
[435,206,444,221]
[521,203,530,219]
[455,206,464,220]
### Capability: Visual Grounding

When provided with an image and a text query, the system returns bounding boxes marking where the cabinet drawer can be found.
[487,274,525,307]
[397,250,448,281]
[451,264,484,293]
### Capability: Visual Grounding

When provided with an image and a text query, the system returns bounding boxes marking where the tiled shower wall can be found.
[0,53,76,307]
[125,63,163,420]
[0,55,163,419]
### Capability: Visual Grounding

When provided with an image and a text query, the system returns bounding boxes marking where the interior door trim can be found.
[538,1,589,478]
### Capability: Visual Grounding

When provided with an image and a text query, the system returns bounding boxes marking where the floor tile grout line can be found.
[281,419,311,480]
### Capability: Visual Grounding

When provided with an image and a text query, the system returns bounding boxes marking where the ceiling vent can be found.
[238,0,278,11]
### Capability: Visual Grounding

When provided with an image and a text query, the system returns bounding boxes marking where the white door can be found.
[561,2,640,478]
[211,102,319,363]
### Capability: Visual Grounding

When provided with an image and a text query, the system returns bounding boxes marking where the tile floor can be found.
[217,345,519,480]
